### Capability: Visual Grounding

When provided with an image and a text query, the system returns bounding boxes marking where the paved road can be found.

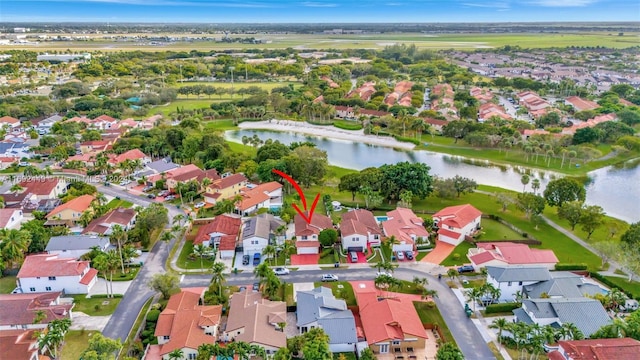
[99,185,183,343]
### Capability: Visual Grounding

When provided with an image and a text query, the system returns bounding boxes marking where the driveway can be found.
[70,312,111,331]
[422,241,455,265]
[89,278,132,297]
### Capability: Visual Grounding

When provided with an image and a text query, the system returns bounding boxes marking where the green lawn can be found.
[99,267,140,282]
[204,119,236,131]
[70,295,122,316]
[0,276,16,293]
[105,198,134,210]
[602,276,640,299]
[314,281,357,306]
[413,301,455,345]
[542,206,629,246]
[416,251,428,261]
[177,240,216,270]
[284,283,295,306]
[477,218,527,241]
[440,242,475,267]
[171,81,299,91]
[333,353,357,360]
[60,330,98,360]
[462,279,486,289]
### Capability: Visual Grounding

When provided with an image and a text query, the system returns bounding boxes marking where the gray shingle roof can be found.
[146,157,180,173]
[521,298,611,337]
[296,287,357,344]
[242,214,284,241]
[523,272,605,299]
[486,265,551,282]
[45,235,109,251]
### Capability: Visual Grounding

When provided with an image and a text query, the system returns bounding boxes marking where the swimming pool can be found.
[375,216,388,223]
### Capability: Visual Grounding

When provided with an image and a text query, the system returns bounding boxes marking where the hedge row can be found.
[485,302,520,314]
[392,134,421,145]
[333,120,363,130]
[589,272,637,300]
[554,264,588,271]
[90,294,123,299]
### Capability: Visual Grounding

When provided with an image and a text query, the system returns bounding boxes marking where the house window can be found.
[188,354,196,360]
[392,340,401,345]
[518,281,523,286]
[379,344,389,353]
[163,336,170,340]
[45,287,52,291]
[29,287,35,292]
[507,281,512,286]
[48,276,56,281]
[301,236,308,240]
[301,326,308,333]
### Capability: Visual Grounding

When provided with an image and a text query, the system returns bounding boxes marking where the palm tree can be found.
[211,261,226,297]
[33,310,46,324]
[490,317,508,346]
[172,214,186,226]
[253,262,271,281]
[93,250,120,298]
[531,178,541,194]
[122,245,138,272]
[520,174,530,193]
[262,273,281,299]
[160,231,173,242]
[109,224,128,274]
[168,349,184,360]
[262,244,277,265]
[0,229,31,268]
[447,268,459,280]
[562,322,584,340]
[193,244,208,270]
[38,318,71,359]
[9,184,23,194]
[467,286,484,312]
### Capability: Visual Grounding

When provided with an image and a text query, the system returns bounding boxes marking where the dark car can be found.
[242,255,250,265]
[252,282,260,291]
[405,251,414,260]
[457,265,475,273]
[147,194,156,199]
[253,253,261,266]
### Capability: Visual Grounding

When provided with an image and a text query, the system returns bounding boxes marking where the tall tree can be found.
[543,178,586,207]
[148,273,180,300]
[516,192,545,220]
[580,205,605,240]
[452,175,478,197]
[211,261,227,297]
[557,200,584,230]
[338,173,362,201]
[0,229,31,269]
[109,224,128,274]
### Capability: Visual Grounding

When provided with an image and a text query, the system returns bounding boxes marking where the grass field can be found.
[0,276,16,293]
[603,276,640,298]
[4,32,639,52]
[172,81,299,91]
[105,198,134,210]
[441,242,475,267]
[542,206,629,246]
[71,295,122,316]
[177,240,216,270]
[314,281,357,306]
[60,330,98,360]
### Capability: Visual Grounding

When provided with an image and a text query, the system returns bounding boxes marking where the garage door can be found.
[347,247,364,252]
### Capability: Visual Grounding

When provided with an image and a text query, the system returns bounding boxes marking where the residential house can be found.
[522,272,604,300]
[144,157,180,176]
[359,295,428,356]
[241,213,285,256]
[0,329,41,360]
[193,214,241,258]
[0,116,21,130]
[108,148,150,166]
[0,156,18,169]
[18,178,67,200]
[432,204,482,246]
[45,235,110,259]
[335,106,355,119]
[82,207,136,236]
[0,208,23,229]
[0,292,73,330]
[561,113,617,135]
[90,114,119,130]
[486,266,552,302]
[294,212,333,255]
[548,338,640,360]
[381,208,429,253]
[224,290,287,355]
[36,114,63,134]
[157,164,218,193]
[340,209,383,252]
[564,96,600,112]
[79,140,110,154]
[203,173,248,205]
[296,287,358,353]
[146,288,222,360]
[468,242,558,270]
[45,194,95,226]
[478,102,512,122]
[513,298,611,338]
[235,182,283,215]
[470,87,493,103]
[17,254,98,294]
[423,118,447,133]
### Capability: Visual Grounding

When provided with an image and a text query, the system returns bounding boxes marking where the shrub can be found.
[94,304,101,311]
[146,309,161,323]
[555,263,588,271]
[392,134,420,145]
[485,302,520,314]
[90,294,123,298]
[452,254,460,260]
[333,120,363,131]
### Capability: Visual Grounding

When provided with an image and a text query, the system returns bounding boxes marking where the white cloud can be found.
[17,0,276,7]
[462,1,510,9]
[300,1,338,7]
[525,0,598,6]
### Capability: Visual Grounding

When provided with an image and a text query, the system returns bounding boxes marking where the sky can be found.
[1,0,639,23]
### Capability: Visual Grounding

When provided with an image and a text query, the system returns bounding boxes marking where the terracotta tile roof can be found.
[341,209,381,236]
[166,164,205,182]
[340,218,368,237]
[295,212,333,237]
[360,109,391,117]
[0,329,40,360]
[359,297,428,345]
[565,96,600,111]
[154,289,222,356]
[0,116,20,124]
[193,214,241,245]
[46,194,94,219]
[0,292,72,327]
[110,149,147,164]
[218,235,237,251]
[382,208,429,244]
[423,118,448,126]
[79,268,98,285]
[17,254,91,278]
[0,208,21,228]
[437,228,461,239]
[555,338,640,360]
[0,156,18,163]
[93,114,117,122]
[209,173,247,190]
[18,178,61,196]
[433,204,482,229]
[236,182,282,211]
[295,240,320,248]
[225,291,286,349]
[471,242,558,266]
[82,207,136,235]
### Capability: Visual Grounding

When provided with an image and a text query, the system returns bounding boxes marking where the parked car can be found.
[142,186,154,192]
[376,271,391,278]
[252,282,260,291]
[242,255,250,265]
[147,194,156,199]
[396,251,405,260]
[164,195,176,201]
[158,190,169,197]
[405,251,414,260]
[18,161,29,167]
[458,265,475,273]
[321,274,339,282]
[119,179,131,186]
[253,253,261,266]
[274,267,290,275]
[194,202,206,209]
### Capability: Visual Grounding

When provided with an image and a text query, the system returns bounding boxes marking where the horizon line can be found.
[2,21,640,25]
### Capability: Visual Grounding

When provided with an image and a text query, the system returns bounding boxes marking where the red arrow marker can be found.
[272,169,320,224]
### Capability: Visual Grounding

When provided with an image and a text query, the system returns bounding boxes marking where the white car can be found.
[119,179,131,186]
[396,251,405,261]
[321,274,339,282]
[376,271,392,278]
[273,267,290,275]
[194,202,206,209]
